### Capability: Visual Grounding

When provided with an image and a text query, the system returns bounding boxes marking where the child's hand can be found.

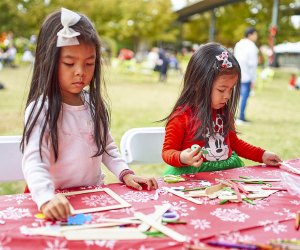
[262,151,282,166]
[180,147,203,167]
[40,193,71,220]
[123,174,158,191]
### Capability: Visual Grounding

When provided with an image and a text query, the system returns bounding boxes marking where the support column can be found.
[269,0,279,66]
[209,9,216,42]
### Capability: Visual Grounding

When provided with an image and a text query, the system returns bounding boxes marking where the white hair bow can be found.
[57,8,81,47]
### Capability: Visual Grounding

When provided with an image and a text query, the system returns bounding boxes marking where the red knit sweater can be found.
[162,108,265,167]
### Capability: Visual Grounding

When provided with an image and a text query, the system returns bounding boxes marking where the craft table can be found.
[0,159,300,250]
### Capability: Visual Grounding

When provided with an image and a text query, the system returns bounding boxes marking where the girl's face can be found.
[58,43,96,105]
[211,73,238,110]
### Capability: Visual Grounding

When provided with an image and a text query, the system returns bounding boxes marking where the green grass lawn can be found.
[0,62,299,194]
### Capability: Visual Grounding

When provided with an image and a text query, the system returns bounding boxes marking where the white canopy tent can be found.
[274,42,300,53]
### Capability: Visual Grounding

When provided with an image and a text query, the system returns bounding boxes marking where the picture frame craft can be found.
[64,188,131,214]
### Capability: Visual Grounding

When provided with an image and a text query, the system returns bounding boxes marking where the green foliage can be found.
[0,0,299,51]
[182,0,299,47]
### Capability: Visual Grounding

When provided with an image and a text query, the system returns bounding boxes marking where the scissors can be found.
[162,209,179,222]
[163,174,185,183]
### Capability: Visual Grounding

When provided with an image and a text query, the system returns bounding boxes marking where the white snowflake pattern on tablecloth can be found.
[259,220,287,234]
[208,170,228,177]
[162,200,188,216]
[190,219,211,230]
[241,198,270,210]
[45,239,68,250]
[0,233,11,250]
[211,208,249,222]
[92,213,109,222]
[184,181,211,189]
[235,167,254,174]
[274,208,294,219]
[216,231,255,242]
[81,194,116,207]
[129,246,155,250]
[4,194,30,205]
[85,240,116,249]
[109,206,136,215]
[0,207,31,220]
[200,197,220,206]
[261,169,281,177]
[120,191,152,203]
[291,200,300,206]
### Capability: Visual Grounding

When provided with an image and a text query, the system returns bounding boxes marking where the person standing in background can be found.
[234,27,258,123]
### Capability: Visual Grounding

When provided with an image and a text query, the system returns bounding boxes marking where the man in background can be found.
[234,27,258,123]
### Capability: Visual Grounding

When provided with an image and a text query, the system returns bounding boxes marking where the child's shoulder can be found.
[170,106,193,120]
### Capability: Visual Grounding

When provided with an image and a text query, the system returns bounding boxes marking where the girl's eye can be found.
[218,89,225,93]
[86,62,95,66]
[63,62,74,66]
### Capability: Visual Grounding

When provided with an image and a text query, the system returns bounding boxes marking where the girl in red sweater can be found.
[162,43,281,175]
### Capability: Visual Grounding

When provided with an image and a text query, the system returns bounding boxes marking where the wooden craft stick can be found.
[164,187,202,205]
[63,227,147,240]
[281,162,300,175]
[237,178,281,182]
[218,190,278,201]
[138,204,171,232]
[185,190,206,197]
[60,219,140,232]
[63,188,131,214]
[205,183,224,195]
[134,212,187,242]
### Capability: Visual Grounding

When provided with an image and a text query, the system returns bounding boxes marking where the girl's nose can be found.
[75,65,85,76]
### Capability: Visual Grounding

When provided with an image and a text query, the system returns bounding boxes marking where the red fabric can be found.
[162,107,265,167]
[24,185,30,193]
[0,159,300,249]
[289,75,296,88]
[0,159,300,250]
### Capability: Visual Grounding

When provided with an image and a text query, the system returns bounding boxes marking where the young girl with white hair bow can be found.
[21,8,158,220]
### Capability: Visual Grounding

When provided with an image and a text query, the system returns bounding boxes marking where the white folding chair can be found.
[120,127,165,164]
[0,135,24,182]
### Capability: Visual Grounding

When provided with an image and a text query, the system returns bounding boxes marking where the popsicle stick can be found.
[237,178,281,182]
[134,212,187,242]
[205,183,224,195]
[218,190,278,200]
[281,162,300,175]
[63,227,147,240]
[60,219,140,232]
[164,187,202,205]
[138,204,171,232]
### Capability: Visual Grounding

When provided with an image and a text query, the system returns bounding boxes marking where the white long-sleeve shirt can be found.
[234,38,259,83]
[22,97,130,210]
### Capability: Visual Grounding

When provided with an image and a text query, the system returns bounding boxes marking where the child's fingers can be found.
[192,158,203,168]
[41,195,71,220]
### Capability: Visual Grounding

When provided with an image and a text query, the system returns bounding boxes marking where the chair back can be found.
[120,127,165,164]
[0,135,24,182]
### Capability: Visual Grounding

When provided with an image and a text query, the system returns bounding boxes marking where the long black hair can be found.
[163,42,241,140]
[20,9,110,160]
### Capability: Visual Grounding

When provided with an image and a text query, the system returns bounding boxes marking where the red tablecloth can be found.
[0,159,300,250]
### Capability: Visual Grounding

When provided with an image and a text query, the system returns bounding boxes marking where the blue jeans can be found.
[239,81,251,121]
